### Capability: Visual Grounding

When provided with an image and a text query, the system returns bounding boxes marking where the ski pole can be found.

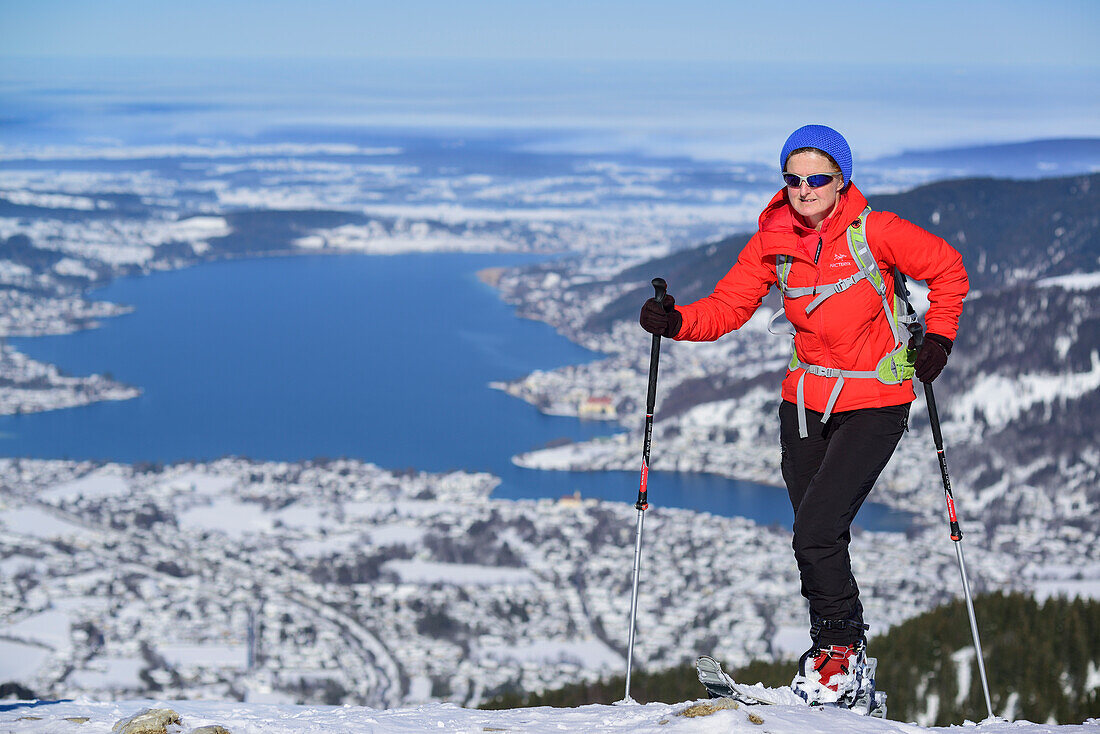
[921,364,995,720]
[623,277,666,704]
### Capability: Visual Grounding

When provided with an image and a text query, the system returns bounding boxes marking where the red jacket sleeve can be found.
[675,233,776,341]
[870,212,969,340]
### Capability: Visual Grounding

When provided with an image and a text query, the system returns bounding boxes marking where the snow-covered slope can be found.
[2,697,1097,733]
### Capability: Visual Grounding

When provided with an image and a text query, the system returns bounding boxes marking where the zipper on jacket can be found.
[815,236,834,377]
[812,236,823,292]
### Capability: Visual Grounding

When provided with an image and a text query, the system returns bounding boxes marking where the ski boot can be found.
[791,641,887,717]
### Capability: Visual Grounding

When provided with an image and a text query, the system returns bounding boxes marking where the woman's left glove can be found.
[911,333,953,383]
[639,294,682,337]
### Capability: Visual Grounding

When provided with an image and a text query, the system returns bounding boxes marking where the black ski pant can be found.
[779,400,910,646]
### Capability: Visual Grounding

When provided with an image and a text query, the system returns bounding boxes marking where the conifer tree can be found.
[481,592,1100,725]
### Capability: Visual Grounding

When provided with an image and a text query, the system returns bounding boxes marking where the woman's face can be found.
[785,151,844,229]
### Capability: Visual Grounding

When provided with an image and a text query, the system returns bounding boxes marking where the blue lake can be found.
[1,253,910,530]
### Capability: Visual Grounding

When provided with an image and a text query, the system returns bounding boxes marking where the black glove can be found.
[910,333,953,383]
[639,294,682,338]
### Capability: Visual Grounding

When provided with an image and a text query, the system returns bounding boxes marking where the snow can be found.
[0,190,101,210]
[0,505,87,539]
[0,639,51,680]
[4,608,72,651]
[477,639,622,670]
[272,502,327,532]
[0,553,46,577]
[67,656,146,691]
[39,468,131,502]
[67,241,154,266]
[176,497,271,539]
[166,215,230,238]
[0,142,401,161]
[952,351,1100,430]
[0,697,1095,733]
[160,470,238,496]
[1037,271,1100,291]
[289,532,361,559]
[52,596,109,616]
[771,625,812,659]
[1032,579,1100,602]
[0,259,32,281]
[158,643,249,671]
[368,523,428,546]
[51,258,99,280]
[343,499,443,520]
[907,281,931,316]
[295,228,512,255]
[381,560,537,586]
[407,675,433,701]
[217,187,343,210]
[951,647,975,707]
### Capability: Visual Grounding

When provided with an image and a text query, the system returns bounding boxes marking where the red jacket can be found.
[675,184,969,413]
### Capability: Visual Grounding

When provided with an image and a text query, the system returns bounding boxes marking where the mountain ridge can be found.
[578,172,1099,334]
[495,169,1099,548]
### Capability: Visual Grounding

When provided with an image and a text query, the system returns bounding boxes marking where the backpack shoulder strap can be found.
[848,206,919,345]
[775,253,821,299]
[846,207,885,296]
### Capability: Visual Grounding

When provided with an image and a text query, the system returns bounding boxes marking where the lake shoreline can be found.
[0,251,911,531]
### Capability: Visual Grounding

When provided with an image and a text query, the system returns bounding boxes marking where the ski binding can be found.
[695,654,887,718]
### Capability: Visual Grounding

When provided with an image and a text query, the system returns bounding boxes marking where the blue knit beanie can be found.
[780,125,852,187]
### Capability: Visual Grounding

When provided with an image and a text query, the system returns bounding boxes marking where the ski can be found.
[695,656,791,706]
[694,654,888,718]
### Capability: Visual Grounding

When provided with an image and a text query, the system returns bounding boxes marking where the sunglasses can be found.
[782,172,841,188]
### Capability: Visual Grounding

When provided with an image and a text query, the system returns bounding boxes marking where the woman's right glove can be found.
[639,294,682,338]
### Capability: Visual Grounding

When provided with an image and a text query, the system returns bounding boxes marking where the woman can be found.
[639,124,968,704]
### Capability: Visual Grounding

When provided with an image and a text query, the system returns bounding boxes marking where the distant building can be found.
[559,490,583,507]
[578,396,616,419]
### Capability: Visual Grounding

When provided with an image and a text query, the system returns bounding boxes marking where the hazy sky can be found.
[2,0,1098,67]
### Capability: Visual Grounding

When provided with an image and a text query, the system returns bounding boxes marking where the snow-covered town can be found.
[1,135,1099,723]
[0,455,1027,711]
[0,35,1098,731]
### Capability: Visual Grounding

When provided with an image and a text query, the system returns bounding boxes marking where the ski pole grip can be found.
[652,277,667,305]
[909,321,924,349]
[925,382,944,450]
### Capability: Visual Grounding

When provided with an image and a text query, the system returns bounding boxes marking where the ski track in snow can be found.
[0,698,1097,733]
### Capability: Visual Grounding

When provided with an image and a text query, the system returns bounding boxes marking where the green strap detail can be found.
[776,255,793,293]
[876,345,917,383]
[846,208,885,294]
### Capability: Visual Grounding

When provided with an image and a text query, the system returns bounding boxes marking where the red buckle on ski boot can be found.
[810,644,857,691]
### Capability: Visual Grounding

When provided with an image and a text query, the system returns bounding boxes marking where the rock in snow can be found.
[111,707,182,733]
[0,698,1097,733]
